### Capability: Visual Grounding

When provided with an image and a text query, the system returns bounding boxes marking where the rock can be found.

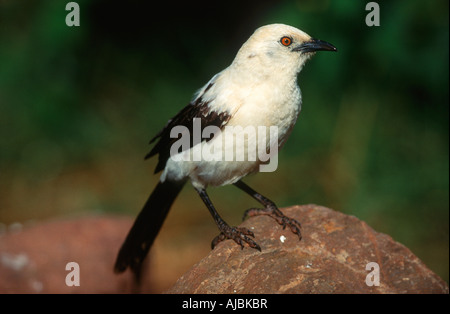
[1,206,447,294]
[0,216,138,293]
[167,205,448,294]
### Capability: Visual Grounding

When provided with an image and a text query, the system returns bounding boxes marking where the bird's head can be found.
[232,24,337,79]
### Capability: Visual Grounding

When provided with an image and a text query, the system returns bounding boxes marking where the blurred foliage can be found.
[0,0,448,283]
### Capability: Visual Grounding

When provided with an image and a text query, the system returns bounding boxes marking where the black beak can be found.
[293,38,337,53]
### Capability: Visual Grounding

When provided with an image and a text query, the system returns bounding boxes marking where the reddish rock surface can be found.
[1,206,447,294]
[167,205,448,294]
[0,216,137,293]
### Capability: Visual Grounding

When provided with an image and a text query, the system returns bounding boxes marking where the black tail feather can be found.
[114,180,185,279]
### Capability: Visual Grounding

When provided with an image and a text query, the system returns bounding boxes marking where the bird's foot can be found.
[211,226,261,251]
[243,206,302,240]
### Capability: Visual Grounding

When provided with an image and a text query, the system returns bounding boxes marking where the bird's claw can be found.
[211,226,261,251]
[243,206,302,241]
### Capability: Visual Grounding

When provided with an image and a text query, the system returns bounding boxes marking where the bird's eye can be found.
[280,36,292,46]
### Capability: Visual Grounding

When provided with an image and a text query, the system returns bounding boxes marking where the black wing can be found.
[146,83,231,173]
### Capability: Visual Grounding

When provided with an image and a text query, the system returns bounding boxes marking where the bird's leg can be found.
[195,188,261,251]
[234,180,302,240]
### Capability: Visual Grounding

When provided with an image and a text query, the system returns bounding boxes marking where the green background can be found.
[1,0,448,284]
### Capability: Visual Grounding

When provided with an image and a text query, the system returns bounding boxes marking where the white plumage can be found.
[115,23,336,277]
[162,24,317,188]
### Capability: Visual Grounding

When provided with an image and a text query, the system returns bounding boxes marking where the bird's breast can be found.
[227,81,301,141]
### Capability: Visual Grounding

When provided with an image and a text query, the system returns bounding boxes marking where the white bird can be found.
[115,23,336,277]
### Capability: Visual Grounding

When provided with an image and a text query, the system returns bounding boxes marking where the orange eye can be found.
[280,36,292,46]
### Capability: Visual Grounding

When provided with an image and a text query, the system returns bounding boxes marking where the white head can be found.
[232,24,336,80]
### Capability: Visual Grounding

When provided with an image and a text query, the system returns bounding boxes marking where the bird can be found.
[114,23,337,279]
